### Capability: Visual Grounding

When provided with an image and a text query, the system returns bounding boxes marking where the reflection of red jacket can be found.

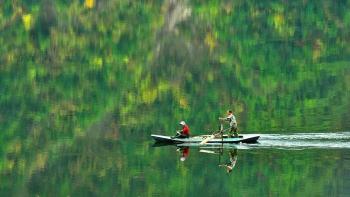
[182,147,189,157]
[182,125,190,136]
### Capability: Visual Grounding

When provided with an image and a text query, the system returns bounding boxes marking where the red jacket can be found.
[182,125,190,136]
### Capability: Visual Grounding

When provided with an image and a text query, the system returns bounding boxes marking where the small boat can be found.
[151,134,260,144]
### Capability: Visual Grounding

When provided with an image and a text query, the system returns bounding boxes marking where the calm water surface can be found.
[14,130,349,197]
[148,132,350,197]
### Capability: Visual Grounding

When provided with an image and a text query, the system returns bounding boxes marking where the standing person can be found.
[219,110,238,137]
[174,120,190,138]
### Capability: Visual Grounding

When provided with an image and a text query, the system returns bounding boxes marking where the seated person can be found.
[174,121,190,138]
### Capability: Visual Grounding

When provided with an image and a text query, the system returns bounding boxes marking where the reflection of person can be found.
[219,110,238,137]
[219,149,238,173]
[174,121,190,138]
[178,147,189,161]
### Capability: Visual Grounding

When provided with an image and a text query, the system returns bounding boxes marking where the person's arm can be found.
[219,116,230,122]
[218,117,227,121]
[226,114,234,121]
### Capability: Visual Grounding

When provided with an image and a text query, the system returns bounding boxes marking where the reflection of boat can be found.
[151,134,259,144]
[198,147,239,173]
[152,139,240,173]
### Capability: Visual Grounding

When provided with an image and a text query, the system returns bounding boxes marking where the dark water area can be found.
[126,132,350,196]
[149,146,350,197]
[4,131,348,197]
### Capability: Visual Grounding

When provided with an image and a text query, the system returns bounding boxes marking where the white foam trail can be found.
[248,132,350,149]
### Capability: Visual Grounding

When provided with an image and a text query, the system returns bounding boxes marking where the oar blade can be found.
[199,149,218,154]
[199,135,215,145]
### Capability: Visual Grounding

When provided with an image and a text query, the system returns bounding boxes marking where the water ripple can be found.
[249,132,350,149]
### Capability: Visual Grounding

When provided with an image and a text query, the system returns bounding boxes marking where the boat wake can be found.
[247,132,350,149]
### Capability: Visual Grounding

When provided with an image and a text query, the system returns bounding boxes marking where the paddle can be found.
[199,134,215,145]
[199,123,224,145]
[199,149,219,154]
[220,123,224,143]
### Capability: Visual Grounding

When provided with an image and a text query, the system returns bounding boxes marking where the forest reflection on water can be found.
[10,126,350,196]
[150,134,350,196]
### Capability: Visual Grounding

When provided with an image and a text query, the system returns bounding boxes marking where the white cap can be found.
[179,121,186,126]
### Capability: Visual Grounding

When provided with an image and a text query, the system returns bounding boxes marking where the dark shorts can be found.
[176,133,189,138]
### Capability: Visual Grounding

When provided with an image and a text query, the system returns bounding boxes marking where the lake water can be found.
[7,131,347,196]
[148,132,350,197]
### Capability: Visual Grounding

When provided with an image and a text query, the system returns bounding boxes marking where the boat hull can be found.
[151,134,259,144]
